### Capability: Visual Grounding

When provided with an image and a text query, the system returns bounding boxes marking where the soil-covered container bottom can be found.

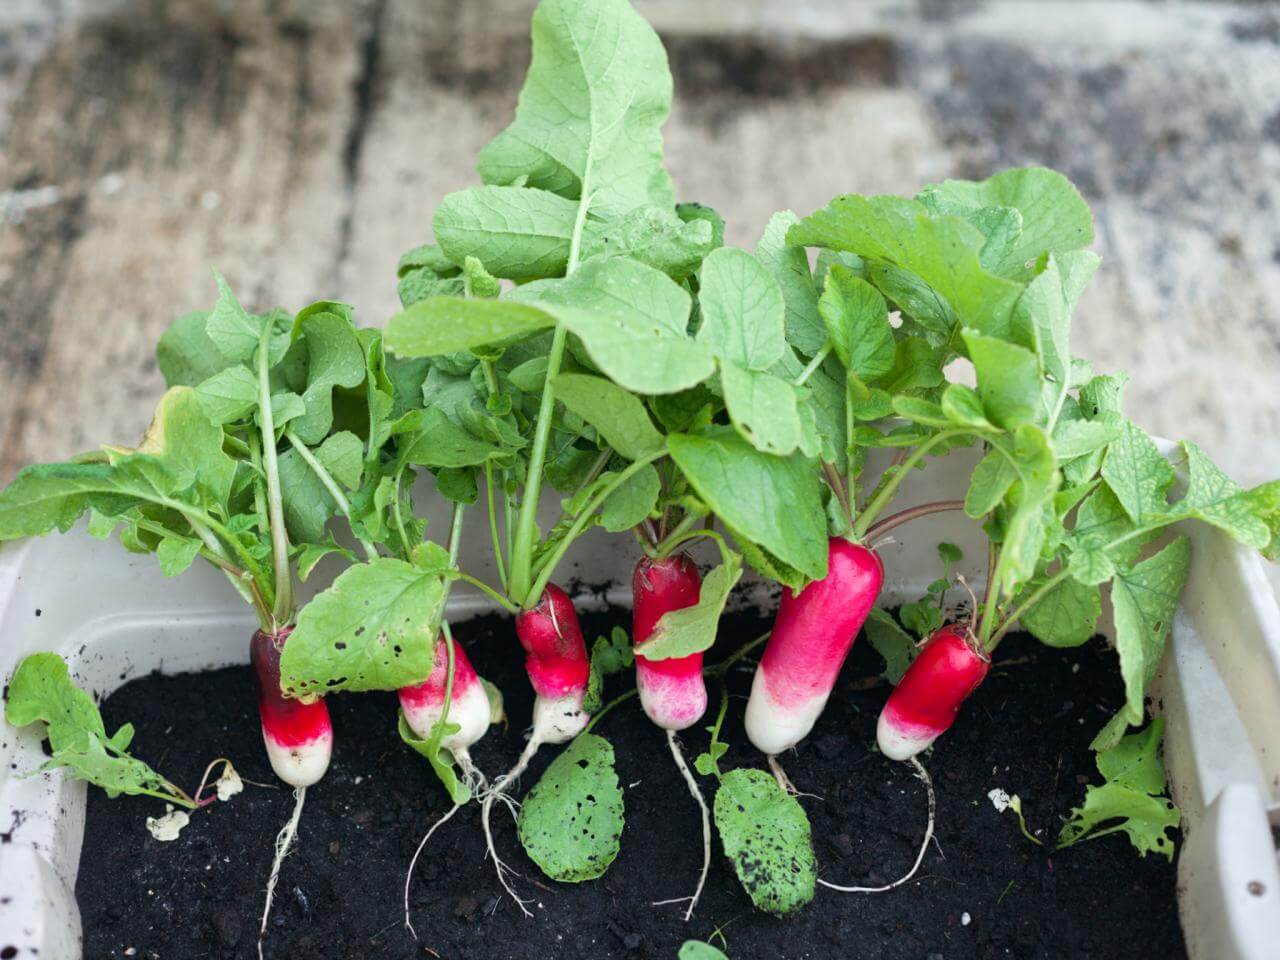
[75,607,1186,960]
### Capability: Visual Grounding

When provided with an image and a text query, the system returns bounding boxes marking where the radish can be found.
[632,554,707,732]
[252,627,333,787]
[877,622,991,761]
[631,553,713,920]
[819,622,986,899]
[250,626,332,960]
[399,631,490,777]
[481,583,591,916]
[400,627,496,938]
[744,537,883,790]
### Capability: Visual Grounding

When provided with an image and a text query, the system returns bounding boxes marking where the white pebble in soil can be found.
[962,911,972,926]
[988,788,1011,812]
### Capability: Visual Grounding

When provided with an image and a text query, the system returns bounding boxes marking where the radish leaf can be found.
[918,167,1094,281]
[714,768,816,916]
[756,210,825,356]
[1108,537,1191,732]
[433,185,581,281]
[386,296,555,358]
[962,330,1041,430]
[865,607,917,683]
[696,248,787,372]
[476,0,674,218]
[518,733,624,882]
[552,373,666,461]
[600,463,660,533]
[635,555,743,661]
[281,558,446,696]
[5,653,193,807]
[584,627,633,714]
[515,257,715,395]
[1059,718,1178,859]
[397,711,470,806]
[818,265,895,381]
[579,206,714,280]
[789,195,1024,339]
[720,363,803,456]
[668,428,827,582]
[679,943,730,960]
[1019,576,1101,648]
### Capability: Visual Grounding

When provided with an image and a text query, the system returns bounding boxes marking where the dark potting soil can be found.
[75,608,1186,960]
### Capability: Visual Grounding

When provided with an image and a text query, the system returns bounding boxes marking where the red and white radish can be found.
[401,628,496,938]
[251,627,333,787]
[744,537,883,788]
[631,553,712,920]
[632,553,706,731]
[481,583,592,916]
[877,622,990,761]
[250,626,333,960]
[399,631,490,775]
[514,583,592,743]
[820,621,982,898]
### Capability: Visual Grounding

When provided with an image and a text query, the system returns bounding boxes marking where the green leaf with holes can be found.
[714,768,816,916]
[518,733,625,882]
[1058,718,1179,860]
[280,558,446,696]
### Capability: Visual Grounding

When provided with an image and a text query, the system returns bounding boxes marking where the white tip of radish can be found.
[532,689,589,745]
[637,667,707,732]
[743,667,829,756]
[876,709,939,762]
[263,729,332,788]
[400,681,491,755]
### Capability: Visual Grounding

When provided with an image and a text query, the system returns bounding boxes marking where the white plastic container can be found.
[0,448,1277,959]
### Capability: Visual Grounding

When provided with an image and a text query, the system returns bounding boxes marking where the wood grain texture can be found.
[1,0,1277,503]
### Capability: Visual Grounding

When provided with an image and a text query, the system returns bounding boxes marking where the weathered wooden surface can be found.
[1,0,1277,581]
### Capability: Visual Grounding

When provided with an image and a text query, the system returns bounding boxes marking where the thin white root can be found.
[480,738,540,918]
[767,755,822,800]
[258,786,306,960]
[818,756,936,894]
[656,730,711,923]
[768,754,795,793]
[404,801,463,939]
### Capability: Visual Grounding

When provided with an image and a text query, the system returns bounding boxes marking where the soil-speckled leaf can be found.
[714,768,816,916]
[517,733,624,882]
[280,558,446,696]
